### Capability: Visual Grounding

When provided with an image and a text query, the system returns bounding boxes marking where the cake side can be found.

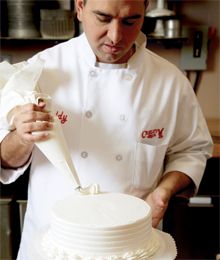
[42,193,160,259]
[42,229,159,259]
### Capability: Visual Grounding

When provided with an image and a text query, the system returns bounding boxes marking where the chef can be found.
[0,0,213,259]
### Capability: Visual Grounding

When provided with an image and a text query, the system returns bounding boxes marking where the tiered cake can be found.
[42,193,160,259]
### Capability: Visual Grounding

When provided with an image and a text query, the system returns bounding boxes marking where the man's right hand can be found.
[11,101,54,145]
[0,101,54,169]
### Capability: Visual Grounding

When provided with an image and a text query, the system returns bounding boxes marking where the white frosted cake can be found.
[42,193,160,259]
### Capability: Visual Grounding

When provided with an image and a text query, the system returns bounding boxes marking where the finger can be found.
[152,210,165,228]
[17,123,53,144]
[152,216,161,228]
[15,103,49,115]
[24,103,51,114]
[37,101,48,111]
[25,111,53,123]
[15,111,54,126]
[22,131,51,143]
[22,121,53,133]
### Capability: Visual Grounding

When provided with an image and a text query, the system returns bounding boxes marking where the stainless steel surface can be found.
[165,19,181,38]
[7,0,40,38]
[0,198,13,260]
[17,200,27,232]
[40,9,75,39]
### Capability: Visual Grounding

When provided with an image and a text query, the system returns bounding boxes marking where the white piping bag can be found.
[24,91,82,190]
[32,94,99,194]
[0,59,81,189]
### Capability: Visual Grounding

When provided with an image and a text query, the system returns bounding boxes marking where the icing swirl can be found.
[76,183,100,195]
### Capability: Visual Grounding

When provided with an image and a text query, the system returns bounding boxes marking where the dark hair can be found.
[83,0,149,8]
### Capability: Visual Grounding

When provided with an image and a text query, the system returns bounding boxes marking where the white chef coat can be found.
[0,32,213,260]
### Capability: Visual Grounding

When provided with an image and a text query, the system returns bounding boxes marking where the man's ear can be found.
[75,0,84,22]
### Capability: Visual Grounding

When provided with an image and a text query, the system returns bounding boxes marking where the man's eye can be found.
[122,20,135,26]
[96,15,111,23]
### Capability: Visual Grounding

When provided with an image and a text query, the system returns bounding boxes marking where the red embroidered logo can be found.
[141,128,164,139]
[56,111,68,124]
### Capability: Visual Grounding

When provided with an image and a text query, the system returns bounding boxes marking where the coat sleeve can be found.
[0,130,31,184]
[164,80,213,192]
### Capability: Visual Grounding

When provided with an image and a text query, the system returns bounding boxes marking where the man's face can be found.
[76,0,146,64]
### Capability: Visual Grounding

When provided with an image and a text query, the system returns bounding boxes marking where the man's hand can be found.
[146,171,193,228]
[146,186,171,228]
[1,101,54,168]
[11,101,54,145]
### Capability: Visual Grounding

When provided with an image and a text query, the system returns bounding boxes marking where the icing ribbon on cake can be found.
[76,183,100,195]
[42,230,160,260]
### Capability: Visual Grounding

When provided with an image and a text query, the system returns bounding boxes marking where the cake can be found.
[42,192,160,259]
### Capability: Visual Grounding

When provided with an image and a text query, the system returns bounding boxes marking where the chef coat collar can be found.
[79,32,147,70]
[96,62,127,69]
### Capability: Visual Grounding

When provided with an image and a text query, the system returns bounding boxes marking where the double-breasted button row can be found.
[81,151,88,158]
[85,111,93,118]
[89,70,133,81]
[80,151,123,161]
[84,111,128,122]
[89,70,98,77]
[124,74,133,81]
[119,114,127,122]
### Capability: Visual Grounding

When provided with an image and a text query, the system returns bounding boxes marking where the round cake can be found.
[42,192,160,259]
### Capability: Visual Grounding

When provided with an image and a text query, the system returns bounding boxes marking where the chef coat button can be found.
[85,111,93,118]
[124,74,132,81]
[89,70,97,77]
[81,151,88,158]
[120,114,127,122]
[116,154,123,161]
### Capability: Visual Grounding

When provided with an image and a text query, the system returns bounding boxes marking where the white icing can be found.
[42,193,160,259]
[76,183,100,195]
[42,231,159,260]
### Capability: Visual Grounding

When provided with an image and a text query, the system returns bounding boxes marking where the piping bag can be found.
[0,59,88,191]
[30,92,82,190]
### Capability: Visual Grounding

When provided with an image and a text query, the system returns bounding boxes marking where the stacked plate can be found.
[7,0,40,38]
[40,9,75,39]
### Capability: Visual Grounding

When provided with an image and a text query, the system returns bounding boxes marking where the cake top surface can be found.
[52,192,151,229]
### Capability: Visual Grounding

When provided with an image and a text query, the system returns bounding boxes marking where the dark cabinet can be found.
[0,168,29,259]
[163,157,220,260]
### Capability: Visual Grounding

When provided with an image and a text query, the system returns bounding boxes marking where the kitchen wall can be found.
[147,0,220,120]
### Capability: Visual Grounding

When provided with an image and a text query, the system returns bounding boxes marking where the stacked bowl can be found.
[7,0,39,38]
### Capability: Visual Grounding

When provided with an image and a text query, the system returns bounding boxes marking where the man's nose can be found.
[107,20,122,44]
